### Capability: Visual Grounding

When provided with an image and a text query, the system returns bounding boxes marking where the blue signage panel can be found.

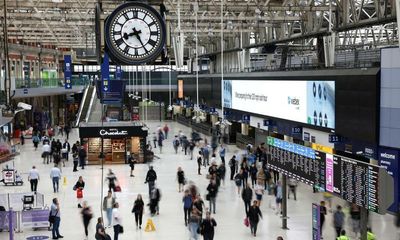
[242,114,250,124]
[64,55,72,89]
[292,126,302,135]
[378,147,399,212]
[115,65,122,80]
[101,53,110,93]
[312,203,321,240]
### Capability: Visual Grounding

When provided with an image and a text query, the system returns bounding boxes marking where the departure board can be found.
[330,156,380,213]
[266,137,325,189]
[266,137,392,214]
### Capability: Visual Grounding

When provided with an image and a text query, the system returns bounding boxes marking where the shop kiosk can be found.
[79,122,148,164]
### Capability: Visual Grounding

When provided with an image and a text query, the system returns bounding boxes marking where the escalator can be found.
[88,97,103,122]
[75,85,96,127]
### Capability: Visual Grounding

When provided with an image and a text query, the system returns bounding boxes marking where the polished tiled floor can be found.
[0,121,398,240]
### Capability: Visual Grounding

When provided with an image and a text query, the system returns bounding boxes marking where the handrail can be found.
[85,86,97,123]
[75,86,89,127]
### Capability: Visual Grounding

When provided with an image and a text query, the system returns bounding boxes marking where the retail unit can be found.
[79,122,147,164]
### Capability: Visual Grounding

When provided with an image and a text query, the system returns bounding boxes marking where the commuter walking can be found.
[219,144,226,164]
[193,196,205,218]
[42,142,51,164]
[183,190,193,226]
[128,154,136,177]
[202,145,210,166]
[188,208,201,240]
[62,140,70,161]
[200,211,217,240]
[182,136,189,155]
[78,146,87,170]
[254,180,265,205]
[106,169,117,192]
[72,152,79,172]
[157,132,164,153]
[152,132,157,148]
[28,166,40,193]
[288,178,298,200]
[149,186,161,215]
[320,201,327,237]
[350,203,361,238]
[103,191,116,227]
[197,151,203,175]
[74,176,85,208]
[275,181,283,214]
[334,205,345,238]
[217,163,226,186]
[206,179,218,214]
[81,201,93,239]
[145,166,157,196]
[50,164,61,193]
[248,200,263,237]
[95,217,109,240]
[229,155,237,180]
[32,133,40,150]
[163,124,169,139]
[189,140,195,160]
[177,167,186,192]
[173,135,180,154]
[50,198,63,239]
[132,194,144,229]
[112,202,123,240]
[242,184,253,216]
[249,164,257,187]
[234,169,244,195]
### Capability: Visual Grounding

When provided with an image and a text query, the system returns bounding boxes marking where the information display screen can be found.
[266,137,325,189]
[266,137,385,213]
[331,155,380,213]
[222,80,335,128]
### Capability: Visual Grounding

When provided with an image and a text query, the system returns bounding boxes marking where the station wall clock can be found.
[104,2,166,65]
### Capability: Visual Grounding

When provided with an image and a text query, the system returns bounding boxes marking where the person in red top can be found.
[163,124,169,139]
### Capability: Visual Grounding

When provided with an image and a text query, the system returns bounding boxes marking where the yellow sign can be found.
[63,176,67,186]
[311,143,334,154]
[144,218,156,232]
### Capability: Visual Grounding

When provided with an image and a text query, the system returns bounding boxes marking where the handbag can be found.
[119,225,124,234]
[73,185,77,191]
[205,194,210,201]
[244,217,249,227]
[41,152,46,158]
[48,210,58,223]
[77,189,83,198]
[114,185,121,192]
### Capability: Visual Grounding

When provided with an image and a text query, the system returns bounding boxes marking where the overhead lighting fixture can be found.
[52,0,63,3]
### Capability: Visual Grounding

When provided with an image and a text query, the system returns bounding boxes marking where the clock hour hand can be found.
[123,32,135,40]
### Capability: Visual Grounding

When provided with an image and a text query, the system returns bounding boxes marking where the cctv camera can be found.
[17,102,32,110]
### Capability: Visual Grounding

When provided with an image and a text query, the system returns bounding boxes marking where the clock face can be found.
[105,2,166,65]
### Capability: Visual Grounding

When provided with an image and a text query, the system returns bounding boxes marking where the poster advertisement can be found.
[2,169,15,184]
[325,154,334,193]
[222,80,335,128]
[21,209,50,228]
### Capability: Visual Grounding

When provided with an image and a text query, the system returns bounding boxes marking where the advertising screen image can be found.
[222,80,335,128]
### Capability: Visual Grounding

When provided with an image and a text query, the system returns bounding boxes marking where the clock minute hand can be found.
[135,34,148,53]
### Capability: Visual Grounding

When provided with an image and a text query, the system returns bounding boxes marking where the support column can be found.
[241,123,248,136]
[360,207,368,240]
[282,175,289,229]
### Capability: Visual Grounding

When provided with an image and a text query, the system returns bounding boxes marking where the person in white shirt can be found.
[112,202,123,240]
[42,142,51,164]
[254,180,265,205]
[28,166,40,193]
[50,165,61,193]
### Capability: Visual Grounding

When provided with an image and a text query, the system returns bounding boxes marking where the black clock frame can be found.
[104,2,166,65]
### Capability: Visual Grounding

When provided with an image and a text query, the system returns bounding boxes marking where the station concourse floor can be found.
[0,121,398,240]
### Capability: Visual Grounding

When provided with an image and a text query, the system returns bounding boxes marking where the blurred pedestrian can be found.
[229,155,237,180]
[242,184,253,216]
[103,191,116,227]
[128,154,136,177]
[337,229,350,240]
[248,200,262,237]
[188,208,201,240]
[334,205,345,237]
[112,202,123,240]
[78,146,87,169]
[197,151,203,175]
[206,179,218,214]
[183,190,193,226]
[145,166,157,196]
[163,124,169,139]
[106,169,117,192]
[177,167,186,192]
[219,144,226,164]
[320,201,327,237]
[288,178,298,200]
[200,211,217,240]
[81,201,93,239]
[50,198,63,239]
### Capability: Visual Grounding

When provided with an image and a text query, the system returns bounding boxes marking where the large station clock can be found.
[104,2,166,65]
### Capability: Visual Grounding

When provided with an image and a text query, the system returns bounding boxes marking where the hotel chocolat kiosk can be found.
[79,122,148,164]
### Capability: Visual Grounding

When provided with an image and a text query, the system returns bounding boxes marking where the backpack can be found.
[173,139,180,147]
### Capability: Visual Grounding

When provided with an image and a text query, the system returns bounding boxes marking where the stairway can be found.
[75,85,95,126]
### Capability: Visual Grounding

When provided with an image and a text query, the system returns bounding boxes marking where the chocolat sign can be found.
[79,125,148,138]
[99,129,128,136]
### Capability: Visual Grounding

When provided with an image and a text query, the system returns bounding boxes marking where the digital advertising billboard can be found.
[222,80,335,128]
